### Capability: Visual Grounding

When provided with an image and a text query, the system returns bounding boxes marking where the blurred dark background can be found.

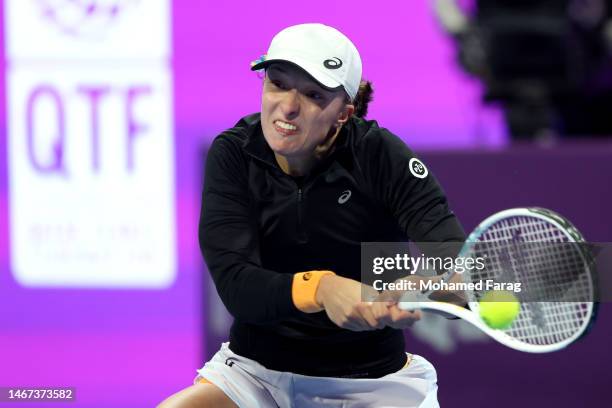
[435,0,612,141]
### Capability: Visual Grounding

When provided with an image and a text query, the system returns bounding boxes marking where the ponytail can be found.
[352,80,374,118]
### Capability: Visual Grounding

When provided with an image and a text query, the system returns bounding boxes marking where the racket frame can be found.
[398,207,597,353]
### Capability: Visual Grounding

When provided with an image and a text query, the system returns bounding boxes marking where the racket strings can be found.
[464,215,593,346]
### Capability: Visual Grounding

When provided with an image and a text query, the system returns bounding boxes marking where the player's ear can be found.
[337,104,354,125]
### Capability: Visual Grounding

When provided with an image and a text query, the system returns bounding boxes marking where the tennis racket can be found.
[398,207,598,353]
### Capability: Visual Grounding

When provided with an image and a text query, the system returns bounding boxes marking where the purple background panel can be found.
[422,144,612,241]
[410,322,612,408]
[7,0,609,407]
[0,0,6,271]
[0,331,197,407]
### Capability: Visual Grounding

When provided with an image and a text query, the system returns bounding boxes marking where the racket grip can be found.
[399,301,420,312]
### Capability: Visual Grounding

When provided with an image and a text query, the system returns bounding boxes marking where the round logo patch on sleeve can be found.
[409,158,428,179]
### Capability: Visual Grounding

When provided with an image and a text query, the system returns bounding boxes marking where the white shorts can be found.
[195,342,439,408]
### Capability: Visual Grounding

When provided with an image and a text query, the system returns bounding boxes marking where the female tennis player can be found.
[158,23,466,408]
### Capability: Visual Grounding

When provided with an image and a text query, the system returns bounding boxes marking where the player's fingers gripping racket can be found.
[398,207,598,353]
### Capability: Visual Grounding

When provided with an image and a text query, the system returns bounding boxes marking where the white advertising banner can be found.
[5,0,170,60]
[5,0,176,287]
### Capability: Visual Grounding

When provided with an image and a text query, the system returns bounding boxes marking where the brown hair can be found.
[351,80,374,118]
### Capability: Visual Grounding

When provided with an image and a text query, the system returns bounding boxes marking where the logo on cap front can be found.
[324,57,343,69]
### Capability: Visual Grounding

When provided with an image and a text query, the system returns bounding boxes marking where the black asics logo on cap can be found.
[324,57,343,69]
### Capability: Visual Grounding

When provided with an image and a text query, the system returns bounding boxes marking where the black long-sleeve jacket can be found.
[199,113,466,378]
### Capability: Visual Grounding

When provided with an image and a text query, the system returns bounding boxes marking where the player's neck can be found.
[275,127,340,177]
[275,154,314,177]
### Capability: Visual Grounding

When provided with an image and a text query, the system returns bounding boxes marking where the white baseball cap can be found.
[251,23,363,100]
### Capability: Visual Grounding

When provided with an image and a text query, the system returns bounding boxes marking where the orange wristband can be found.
[292,270,335,313]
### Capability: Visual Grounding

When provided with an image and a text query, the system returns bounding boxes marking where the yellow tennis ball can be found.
[479,290,520,329]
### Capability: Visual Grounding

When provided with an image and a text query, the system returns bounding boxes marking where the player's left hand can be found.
[375,274,468,325]
[376,302,422,329]
[371,286,422,329]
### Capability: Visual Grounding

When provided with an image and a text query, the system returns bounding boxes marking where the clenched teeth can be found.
[275,120,297,130]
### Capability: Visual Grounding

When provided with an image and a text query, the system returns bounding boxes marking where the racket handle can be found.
[399,301,420,312]
[398,299,481,327]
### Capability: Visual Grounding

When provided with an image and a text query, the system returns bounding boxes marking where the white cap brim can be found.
[251,56,344,91]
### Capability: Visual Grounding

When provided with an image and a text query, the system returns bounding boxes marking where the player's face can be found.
[261,63,352,160]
